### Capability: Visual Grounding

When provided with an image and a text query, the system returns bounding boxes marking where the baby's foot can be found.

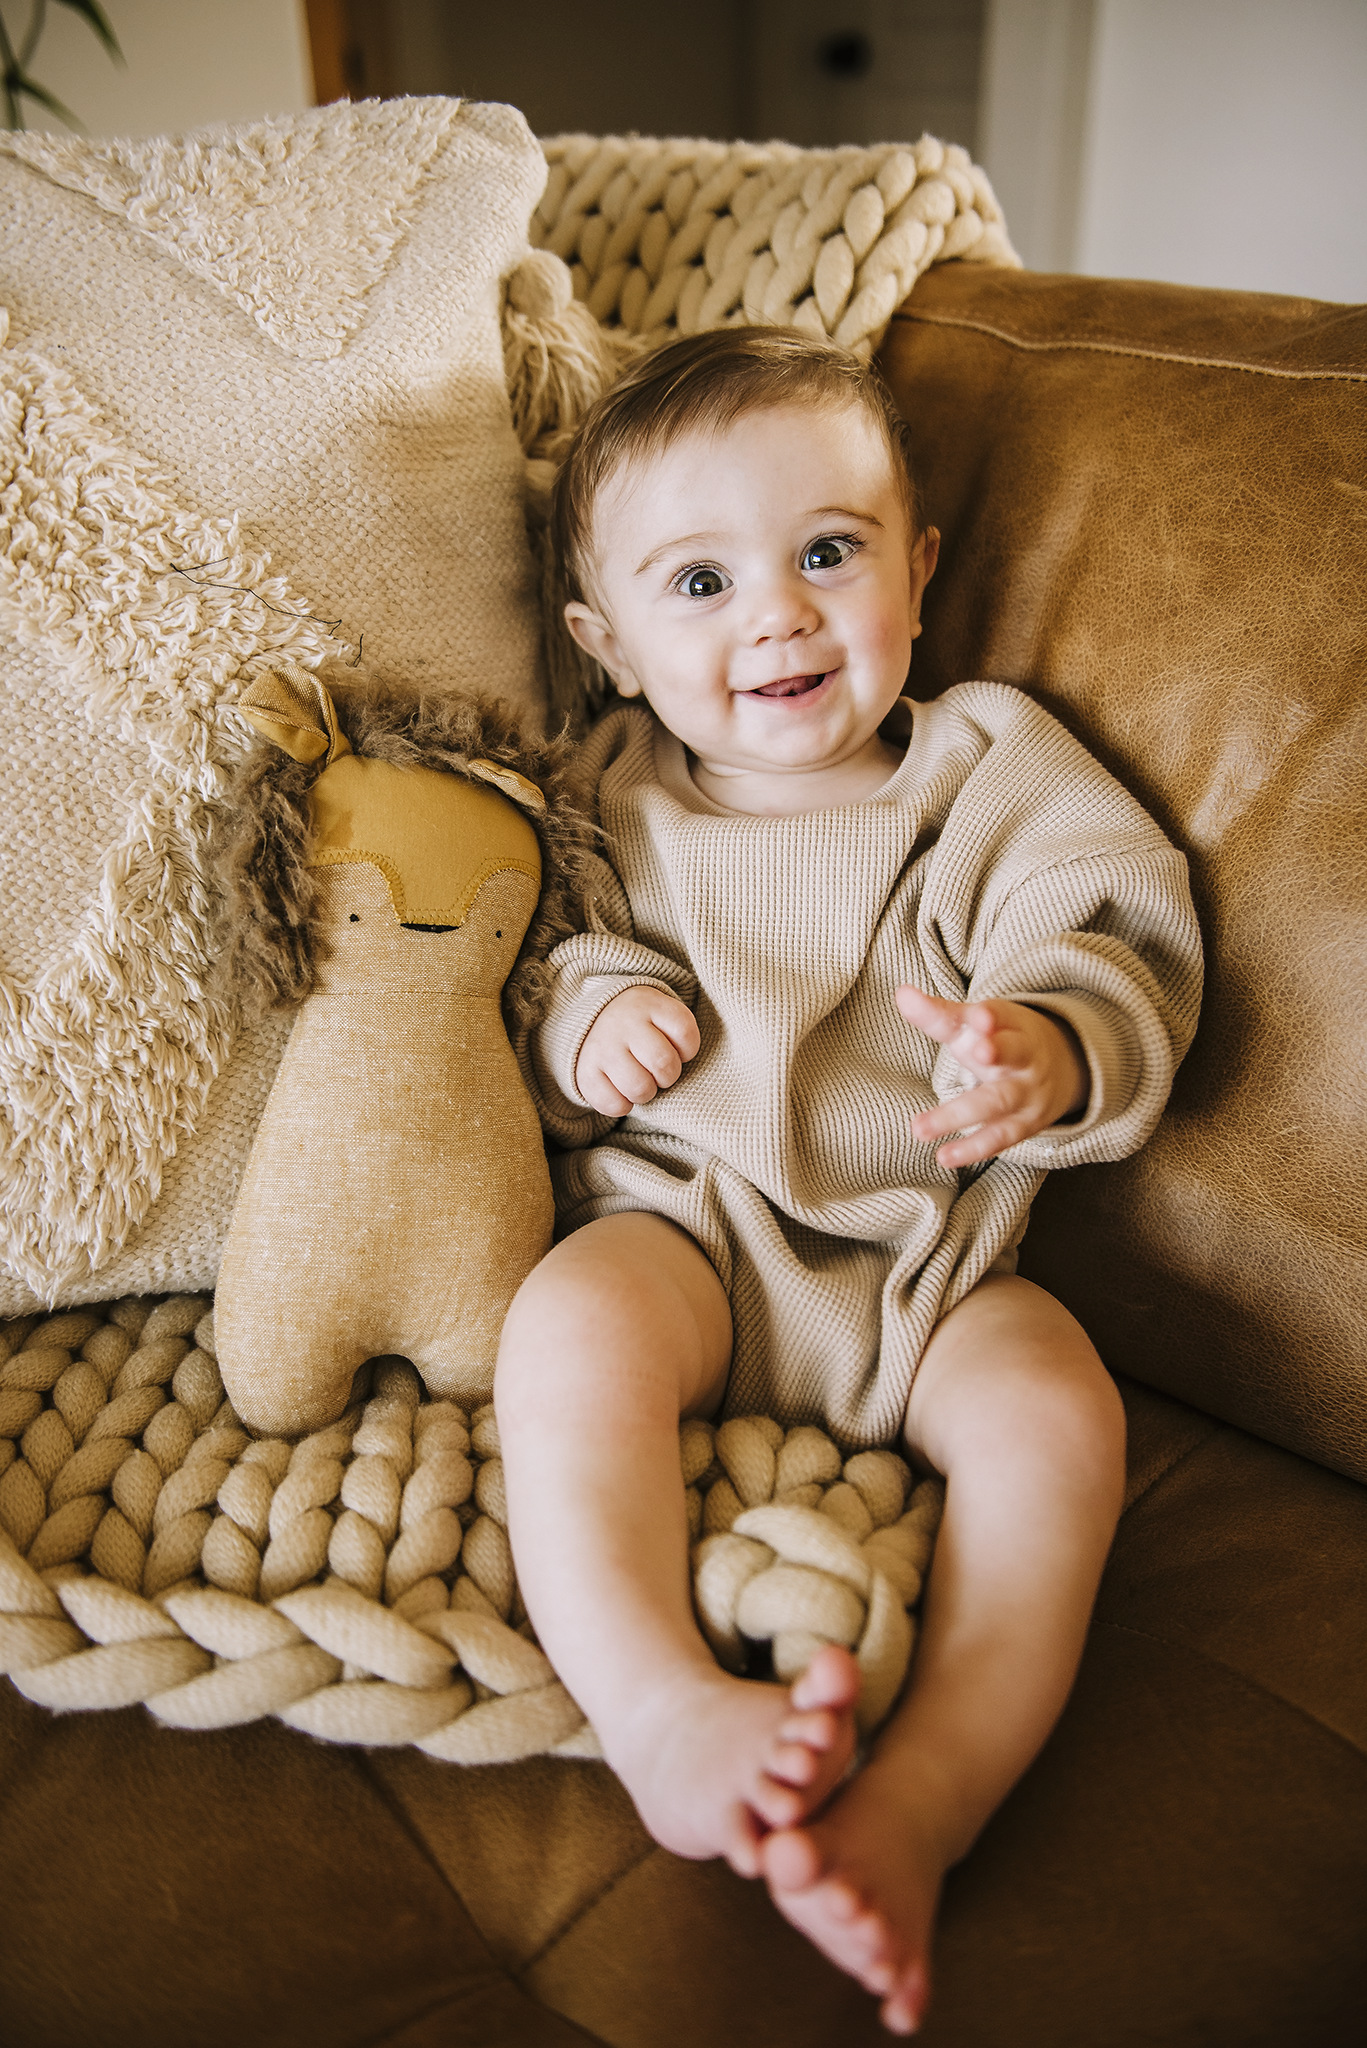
[606,1645,860,1878]
[760,1756,950,2034]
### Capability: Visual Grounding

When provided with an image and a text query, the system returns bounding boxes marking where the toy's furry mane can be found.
[212,665,595,1028]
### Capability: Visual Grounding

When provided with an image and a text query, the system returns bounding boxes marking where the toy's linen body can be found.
[211,666,568,1439]
[523,683,1202,1448]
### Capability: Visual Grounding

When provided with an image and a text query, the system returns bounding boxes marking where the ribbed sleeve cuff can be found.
[1011,991,1142,1149]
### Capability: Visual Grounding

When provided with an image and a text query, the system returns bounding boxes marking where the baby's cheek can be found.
[868,606,915,667]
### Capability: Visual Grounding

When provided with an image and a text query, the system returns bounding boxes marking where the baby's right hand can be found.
[575,987,701,1116]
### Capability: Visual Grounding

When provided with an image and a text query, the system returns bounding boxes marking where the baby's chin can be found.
[689,721,904,812]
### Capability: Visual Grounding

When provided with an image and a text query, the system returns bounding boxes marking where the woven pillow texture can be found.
[0,98,547,1316]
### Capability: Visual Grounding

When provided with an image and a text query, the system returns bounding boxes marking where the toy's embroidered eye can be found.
[349,913,360,923]
[495,930,503,938]
[801,534,859,572]
[677,564,730,599]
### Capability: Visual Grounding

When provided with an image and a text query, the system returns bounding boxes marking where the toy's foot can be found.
[606,1645,860,1878]
[760,1755,947,2034]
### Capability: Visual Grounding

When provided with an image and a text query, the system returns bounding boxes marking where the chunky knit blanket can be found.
[532,131,1016,357]
[1,1297,942,1756]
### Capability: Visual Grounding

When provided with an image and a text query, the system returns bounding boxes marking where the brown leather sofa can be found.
[3,264,1364,2047]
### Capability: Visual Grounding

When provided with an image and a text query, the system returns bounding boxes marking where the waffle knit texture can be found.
[0,99,547,1315]
[523,686,1203,1447]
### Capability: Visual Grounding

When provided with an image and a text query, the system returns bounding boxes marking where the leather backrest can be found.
[878,267,1367,1481]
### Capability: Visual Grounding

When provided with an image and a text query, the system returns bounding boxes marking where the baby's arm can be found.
[576,987,700,1117]
[897,987,1088,1168]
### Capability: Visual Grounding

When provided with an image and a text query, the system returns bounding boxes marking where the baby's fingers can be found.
[579,1069,637,1117]
[897,985,1003,1063]
[912,1095,977,1146]
[912,1079,1044,1165]
[655,999,701,1062]
[628,1024,685,1089]
[895,984,968,1044]
[931,1117,1031,1168]
[911,1078,1008,1146]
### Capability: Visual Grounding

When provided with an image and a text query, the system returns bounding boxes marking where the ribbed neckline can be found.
[649,696,919,820]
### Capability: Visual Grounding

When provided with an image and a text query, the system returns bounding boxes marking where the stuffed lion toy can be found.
[211,662,588,1438]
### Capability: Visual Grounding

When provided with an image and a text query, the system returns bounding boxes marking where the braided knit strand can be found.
[0,1298,941,1758]
[532,131,1018,360]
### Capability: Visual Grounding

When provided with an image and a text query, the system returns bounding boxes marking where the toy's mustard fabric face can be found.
[236,659,543,926]
[309,755,541,928]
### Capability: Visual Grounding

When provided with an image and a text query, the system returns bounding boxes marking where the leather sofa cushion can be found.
[4,1378,1363,2045]
[877,267,1367,1482]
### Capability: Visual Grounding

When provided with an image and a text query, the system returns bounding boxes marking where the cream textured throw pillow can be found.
[0,97,548,1316]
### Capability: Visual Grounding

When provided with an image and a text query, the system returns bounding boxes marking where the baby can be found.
[497,329,1201,2032]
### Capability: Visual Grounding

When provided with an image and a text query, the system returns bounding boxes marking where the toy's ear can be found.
[468,758,546,816]
[238,662,353,766]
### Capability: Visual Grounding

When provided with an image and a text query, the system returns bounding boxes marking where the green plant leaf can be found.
[53,0,123,63]
[4,61,79,127]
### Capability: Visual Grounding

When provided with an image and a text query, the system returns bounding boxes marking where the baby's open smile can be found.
[750,670,831,699]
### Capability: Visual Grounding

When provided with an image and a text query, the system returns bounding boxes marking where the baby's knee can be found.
[496,1239,611,1374]
[914,1283,1125,1477]
[496,1215,731,1427]
[1022,1353,1125,1472]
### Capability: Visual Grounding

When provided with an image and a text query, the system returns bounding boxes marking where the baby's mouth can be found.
[752,672,828,699]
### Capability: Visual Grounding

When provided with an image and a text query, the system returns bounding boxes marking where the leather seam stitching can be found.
[515,1841,661,1975]
[1093,1618,1367,1763]
[353,1750,514,1943]
[895,309,1367,383]
[1117,1420,1224,1518]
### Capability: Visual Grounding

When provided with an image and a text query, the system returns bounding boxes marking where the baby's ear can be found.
[916,527,941,586]
[563,601,642,698]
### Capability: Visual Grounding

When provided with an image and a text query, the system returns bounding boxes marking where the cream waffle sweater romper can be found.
[522,682,1202,1448]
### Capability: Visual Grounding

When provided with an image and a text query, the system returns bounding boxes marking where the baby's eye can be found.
[676,564,731,599]
[801,535,859,572]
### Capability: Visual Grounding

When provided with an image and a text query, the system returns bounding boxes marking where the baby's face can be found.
[566,403,936,804]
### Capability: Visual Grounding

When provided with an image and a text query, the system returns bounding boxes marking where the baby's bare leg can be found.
[761,1274,1126,2033]
[495,1213,859,1875]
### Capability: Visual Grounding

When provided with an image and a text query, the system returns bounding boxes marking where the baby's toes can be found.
[765,1735,822,1787]
[880,1962,930,2036]
[760,1821,823,1894]
[751,1772,808,1830]
[790,1643,861,1715]
[770,1869,888,1979]
[779,1705,838,1752]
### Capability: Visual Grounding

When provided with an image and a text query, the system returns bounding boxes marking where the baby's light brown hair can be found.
[552,327,925,607]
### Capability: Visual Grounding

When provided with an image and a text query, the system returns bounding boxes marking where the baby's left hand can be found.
[897,986,1089,1167]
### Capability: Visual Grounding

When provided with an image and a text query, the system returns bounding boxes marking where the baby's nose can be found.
[749,574,820,639]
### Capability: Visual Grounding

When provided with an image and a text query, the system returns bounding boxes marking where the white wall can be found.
[981,0,1367,301]
[979,0,1094,273]
[1077,0,1367,300]
[4,0,313,139]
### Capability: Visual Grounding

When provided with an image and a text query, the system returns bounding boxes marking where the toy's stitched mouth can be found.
[752,672,827,699]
